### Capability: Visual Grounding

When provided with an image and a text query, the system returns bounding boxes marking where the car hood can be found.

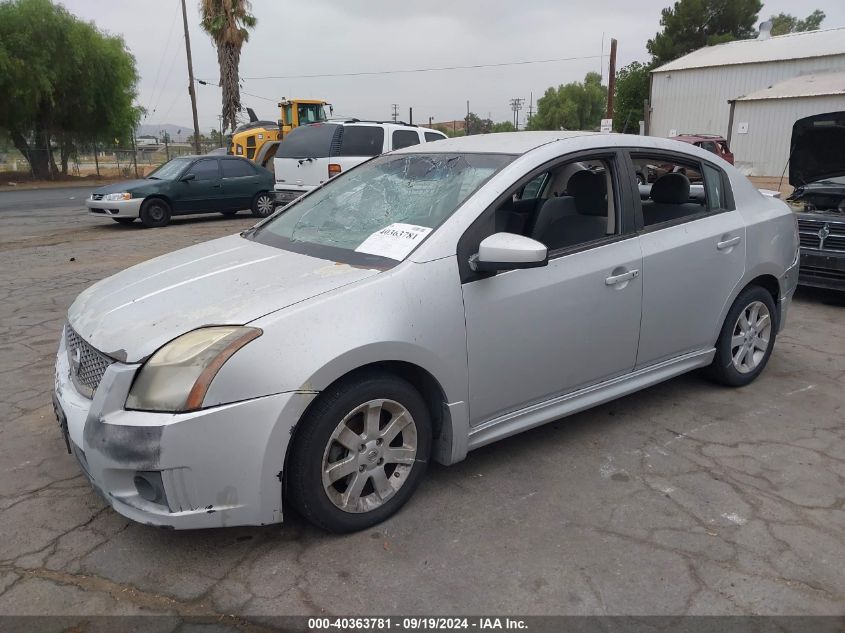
[789,111,845,186]
[92,179,153,195]
[68,234,382,362]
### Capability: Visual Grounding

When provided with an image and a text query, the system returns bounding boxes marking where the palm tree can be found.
[199,0,256,134]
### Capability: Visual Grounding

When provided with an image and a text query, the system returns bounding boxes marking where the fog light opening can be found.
[133,472,165,504]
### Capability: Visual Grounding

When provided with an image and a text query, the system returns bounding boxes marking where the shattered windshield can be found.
[248,153,513,264]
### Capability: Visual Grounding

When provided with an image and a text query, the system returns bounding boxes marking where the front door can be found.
[175,158,222,213]
[460,152,643,425]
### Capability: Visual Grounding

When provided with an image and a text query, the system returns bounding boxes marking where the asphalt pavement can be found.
[0,187,843,624]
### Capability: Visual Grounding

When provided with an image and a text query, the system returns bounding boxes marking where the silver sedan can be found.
[54,132,799,532]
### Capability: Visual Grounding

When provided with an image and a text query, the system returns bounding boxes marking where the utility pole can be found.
[428,116,433,128]
[131,127,139,178]
[391,104,399,122]
[181,0,202,154]
[528,92,534,126]
[409,107,413,125]
[605,38,618,121]
[465,100,470,135]
[509,98,524,130]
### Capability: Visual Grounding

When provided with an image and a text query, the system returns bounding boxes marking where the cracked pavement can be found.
[0,189,843,622]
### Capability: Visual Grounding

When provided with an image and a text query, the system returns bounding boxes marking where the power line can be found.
[196,79,277,103]
[203,53,603,82]
[144,0,181,118]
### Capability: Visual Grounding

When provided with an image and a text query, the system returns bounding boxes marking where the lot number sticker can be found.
[355,223,432,260]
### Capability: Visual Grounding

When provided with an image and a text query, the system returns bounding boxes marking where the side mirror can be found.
[180,173,196,182]
[470,232,548,273]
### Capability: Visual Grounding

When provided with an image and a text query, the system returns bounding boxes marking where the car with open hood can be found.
[85,155,275,227]
[55,132,798,532]
[788,111,845,291]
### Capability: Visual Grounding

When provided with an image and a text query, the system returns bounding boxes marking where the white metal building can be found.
[649,26,845,175]
[727,73,845,176]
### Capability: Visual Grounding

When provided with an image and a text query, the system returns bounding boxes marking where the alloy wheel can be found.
[255,194,274,216]
[730,300,772,374]
[321,399,417,514]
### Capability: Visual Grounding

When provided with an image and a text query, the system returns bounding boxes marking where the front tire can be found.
[251,191,275,218]
[287,371,431,533]
[707,286,777,387]
[139,198,171,228]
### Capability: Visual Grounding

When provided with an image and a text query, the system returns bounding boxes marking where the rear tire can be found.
[251,191,274,218]
[707,286,777,387]
[139,198,171,228]
[287,371,431,533]
[112,217,135,224]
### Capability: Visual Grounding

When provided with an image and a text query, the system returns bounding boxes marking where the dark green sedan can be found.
[85,155,275,228]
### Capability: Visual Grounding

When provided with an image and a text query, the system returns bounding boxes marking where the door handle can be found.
[717,236,741,250]
[605,269,639,285]
[211,184,222,189]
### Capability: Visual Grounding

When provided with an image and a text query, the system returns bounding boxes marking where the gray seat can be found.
[536,170,608,250]
[530,196,577,240]
[642,172,704,225]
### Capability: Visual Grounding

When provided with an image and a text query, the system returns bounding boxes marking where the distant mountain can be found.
[136,123,194,143]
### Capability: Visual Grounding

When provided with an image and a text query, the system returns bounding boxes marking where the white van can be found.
[272,121,447,206]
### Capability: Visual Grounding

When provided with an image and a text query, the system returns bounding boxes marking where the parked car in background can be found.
[57,132,797,533]
[788,111,845,291]
[85,156,275,228]
[671,133,734,164]
[272,120,447,206]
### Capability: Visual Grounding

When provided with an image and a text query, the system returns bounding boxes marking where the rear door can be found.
[390,129,422,151]
[274,123,339,191]
[175,158,222,213]
[627,151,745,367]
[220,158,261,210]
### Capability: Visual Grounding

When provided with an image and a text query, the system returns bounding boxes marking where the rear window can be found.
[221,159,255,177]
[337,126,384,157]
[276,124,339,159]
[392,130,421,150]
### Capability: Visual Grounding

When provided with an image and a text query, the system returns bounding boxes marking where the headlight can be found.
[126,326,262,412]
[103,192,132,201]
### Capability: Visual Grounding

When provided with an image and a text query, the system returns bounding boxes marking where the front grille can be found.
[798,218,845,253]
[91,193,104,201]
[65,325,114,398]
[800,265,845,282]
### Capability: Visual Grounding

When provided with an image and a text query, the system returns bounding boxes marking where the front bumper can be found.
[85,197,143,218]
[798,248,845,291]
[54,328,316,529]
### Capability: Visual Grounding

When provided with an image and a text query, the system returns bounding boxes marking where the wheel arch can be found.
[713,272,782,345]
[284,359,461,479]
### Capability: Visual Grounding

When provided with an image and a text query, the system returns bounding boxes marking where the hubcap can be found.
[730,300,772,374]
[321,399,417,514]
[150,205,164,221]
[257,195,273,215]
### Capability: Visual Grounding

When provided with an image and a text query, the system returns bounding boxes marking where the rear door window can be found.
[425,131,446,142]
[392,130,421,150]
[338,126,385,157]
[221,159,256,178]
[276,124,339,159]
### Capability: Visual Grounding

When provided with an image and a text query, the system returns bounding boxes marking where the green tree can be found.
[769,10,825,36]
[526,72,607,132]
[200,0,257,135]
[492,121,516,133]
[465,112,493,135]
[613,61,653,133]
[0,0,139,178]
[647,0,762,65]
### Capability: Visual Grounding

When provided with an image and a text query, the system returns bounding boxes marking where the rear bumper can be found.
[798,248,845,292]
[86,197,143,218]
[272,187,311,207]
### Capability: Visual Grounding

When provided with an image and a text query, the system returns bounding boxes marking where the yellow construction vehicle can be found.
[230,99,331,170]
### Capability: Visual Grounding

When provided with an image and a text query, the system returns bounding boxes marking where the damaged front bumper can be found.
[54,328,315,529]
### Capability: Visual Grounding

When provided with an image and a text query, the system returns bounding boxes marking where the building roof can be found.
[734,72,845,101]
[652,27,845,73]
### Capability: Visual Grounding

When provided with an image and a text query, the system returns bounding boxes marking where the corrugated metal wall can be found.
[650,55,845,138]
[731,95,845,177]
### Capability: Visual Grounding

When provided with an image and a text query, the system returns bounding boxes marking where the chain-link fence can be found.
[0,140,225,181]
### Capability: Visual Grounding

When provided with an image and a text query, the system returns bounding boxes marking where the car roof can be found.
[391,131,595,155]
[671,134,726,143]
